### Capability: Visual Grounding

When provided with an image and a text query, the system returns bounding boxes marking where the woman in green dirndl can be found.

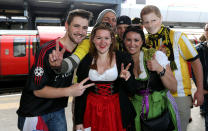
[123,26,181,131]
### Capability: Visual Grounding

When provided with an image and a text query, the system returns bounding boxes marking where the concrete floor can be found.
[0,81,205,131]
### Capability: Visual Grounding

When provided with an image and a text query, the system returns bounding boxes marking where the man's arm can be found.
[191,58,204,106]
[34,77,94,98]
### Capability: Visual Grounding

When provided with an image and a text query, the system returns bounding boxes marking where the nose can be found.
[78,27,86,35]
[109,19,115,29]
[76,27,82,34]
[121,28,125,33]
[147,21,153,28]
[101,38,106,44]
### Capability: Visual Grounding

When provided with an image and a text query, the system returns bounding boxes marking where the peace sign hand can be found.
[69,77,95,97]
[49,39,65,69]
[120,63,131,81]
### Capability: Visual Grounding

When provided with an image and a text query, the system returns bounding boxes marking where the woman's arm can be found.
[159,65,177,92]
[146,53,177,92]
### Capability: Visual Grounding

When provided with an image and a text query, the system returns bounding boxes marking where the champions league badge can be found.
[34,67,44,77]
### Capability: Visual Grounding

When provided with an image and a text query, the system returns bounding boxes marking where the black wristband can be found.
[159,68,166,77]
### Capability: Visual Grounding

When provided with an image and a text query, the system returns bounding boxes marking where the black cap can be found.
[132,17,142,24]
[117,15,131,26]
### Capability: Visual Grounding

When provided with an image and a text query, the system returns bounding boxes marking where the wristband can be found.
[158,68,166,77]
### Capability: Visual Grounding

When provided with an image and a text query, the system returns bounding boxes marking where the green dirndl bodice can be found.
[131,90,178,131]
[131,49,179,131]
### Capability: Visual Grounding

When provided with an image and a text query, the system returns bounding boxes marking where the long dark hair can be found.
[123,25,146,48]
[123,26,146,75]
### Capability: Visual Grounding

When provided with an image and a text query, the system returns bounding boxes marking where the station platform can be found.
[0,86,205,131]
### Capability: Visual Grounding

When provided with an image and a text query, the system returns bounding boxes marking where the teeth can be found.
[128,47,135,50]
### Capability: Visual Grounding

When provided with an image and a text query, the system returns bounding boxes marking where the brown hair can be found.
[140,5,161,19]
[89,22,116,69]
[66,9,93,25]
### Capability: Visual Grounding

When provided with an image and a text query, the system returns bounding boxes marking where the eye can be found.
[126,38,131,42]
[143,21,149,25]
[74,24,80,27]
[83,26,88,30]
[105,37,110,40]
[112,18,116,22]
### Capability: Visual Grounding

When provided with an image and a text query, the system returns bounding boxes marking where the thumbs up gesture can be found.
[146,53,163,72]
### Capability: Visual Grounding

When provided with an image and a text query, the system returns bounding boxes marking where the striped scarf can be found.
[147,25,177,70]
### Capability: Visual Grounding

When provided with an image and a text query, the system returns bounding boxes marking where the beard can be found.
[68,33,79,45]
[68,31,86,45]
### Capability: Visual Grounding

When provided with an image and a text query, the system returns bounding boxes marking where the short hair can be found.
[140,5,161,19]
[204,23,208,30]
[66,9,93,25]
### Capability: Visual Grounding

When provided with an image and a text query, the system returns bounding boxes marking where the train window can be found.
[32,38,39,55]
[13,37,26,57]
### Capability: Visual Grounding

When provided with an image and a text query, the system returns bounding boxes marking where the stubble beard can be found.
[68,33,79,45]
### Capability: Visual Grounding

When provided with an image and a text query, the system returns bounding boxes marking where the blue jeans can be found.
[18,108,67,131]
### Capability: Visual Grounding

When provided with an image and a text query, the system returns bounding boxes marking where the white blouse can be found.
[138,50,170,80]
[89,64,118,81]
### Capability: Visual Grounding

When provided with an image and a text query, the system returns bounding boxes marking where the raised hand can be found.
[49,39,65,69]
[120,63,131,81]
[68,77,95,97]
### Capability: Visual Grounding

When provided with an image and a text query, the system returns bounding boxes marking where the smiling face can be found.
[102,12,117,32]
[66,16,89,45]
[117,24,129,40]
[124,31,143,55]
[93,29,112,55]
[142,12,162,34]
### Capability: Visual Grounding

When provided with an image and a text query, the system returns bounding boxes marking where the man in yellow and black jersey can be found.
[140,5,204,131]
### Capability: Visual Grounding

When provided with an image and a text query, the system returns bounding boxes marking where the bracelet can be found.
[158,68,166,77]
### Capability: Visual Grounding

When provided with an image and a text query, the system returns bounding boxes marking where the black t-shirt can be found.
[17,39,74,117]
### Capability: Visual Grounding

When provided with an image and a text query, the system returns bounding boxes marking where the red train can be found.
[0,26,65,81]
[0,26,200,81]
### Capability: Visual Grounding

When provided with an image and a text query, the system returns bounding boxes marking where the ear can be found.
[159,16,163,24]
[65,22,69,31]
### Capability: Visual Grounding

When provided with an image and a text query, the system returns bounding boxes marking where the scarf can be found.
[147,25,177,71]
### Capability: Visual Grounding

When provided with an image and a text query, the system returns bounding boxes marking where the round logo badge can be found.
[34,67,44,77]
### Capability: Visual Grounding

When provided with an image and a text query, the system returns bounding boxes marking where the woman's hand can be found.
[146,54,163,73]
[120,63,131,81]
[76,124,84,131]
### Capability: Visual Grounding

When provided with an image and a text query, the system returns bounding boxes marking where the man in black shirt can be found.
[17,9,94,131]
[193,23,208,131]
